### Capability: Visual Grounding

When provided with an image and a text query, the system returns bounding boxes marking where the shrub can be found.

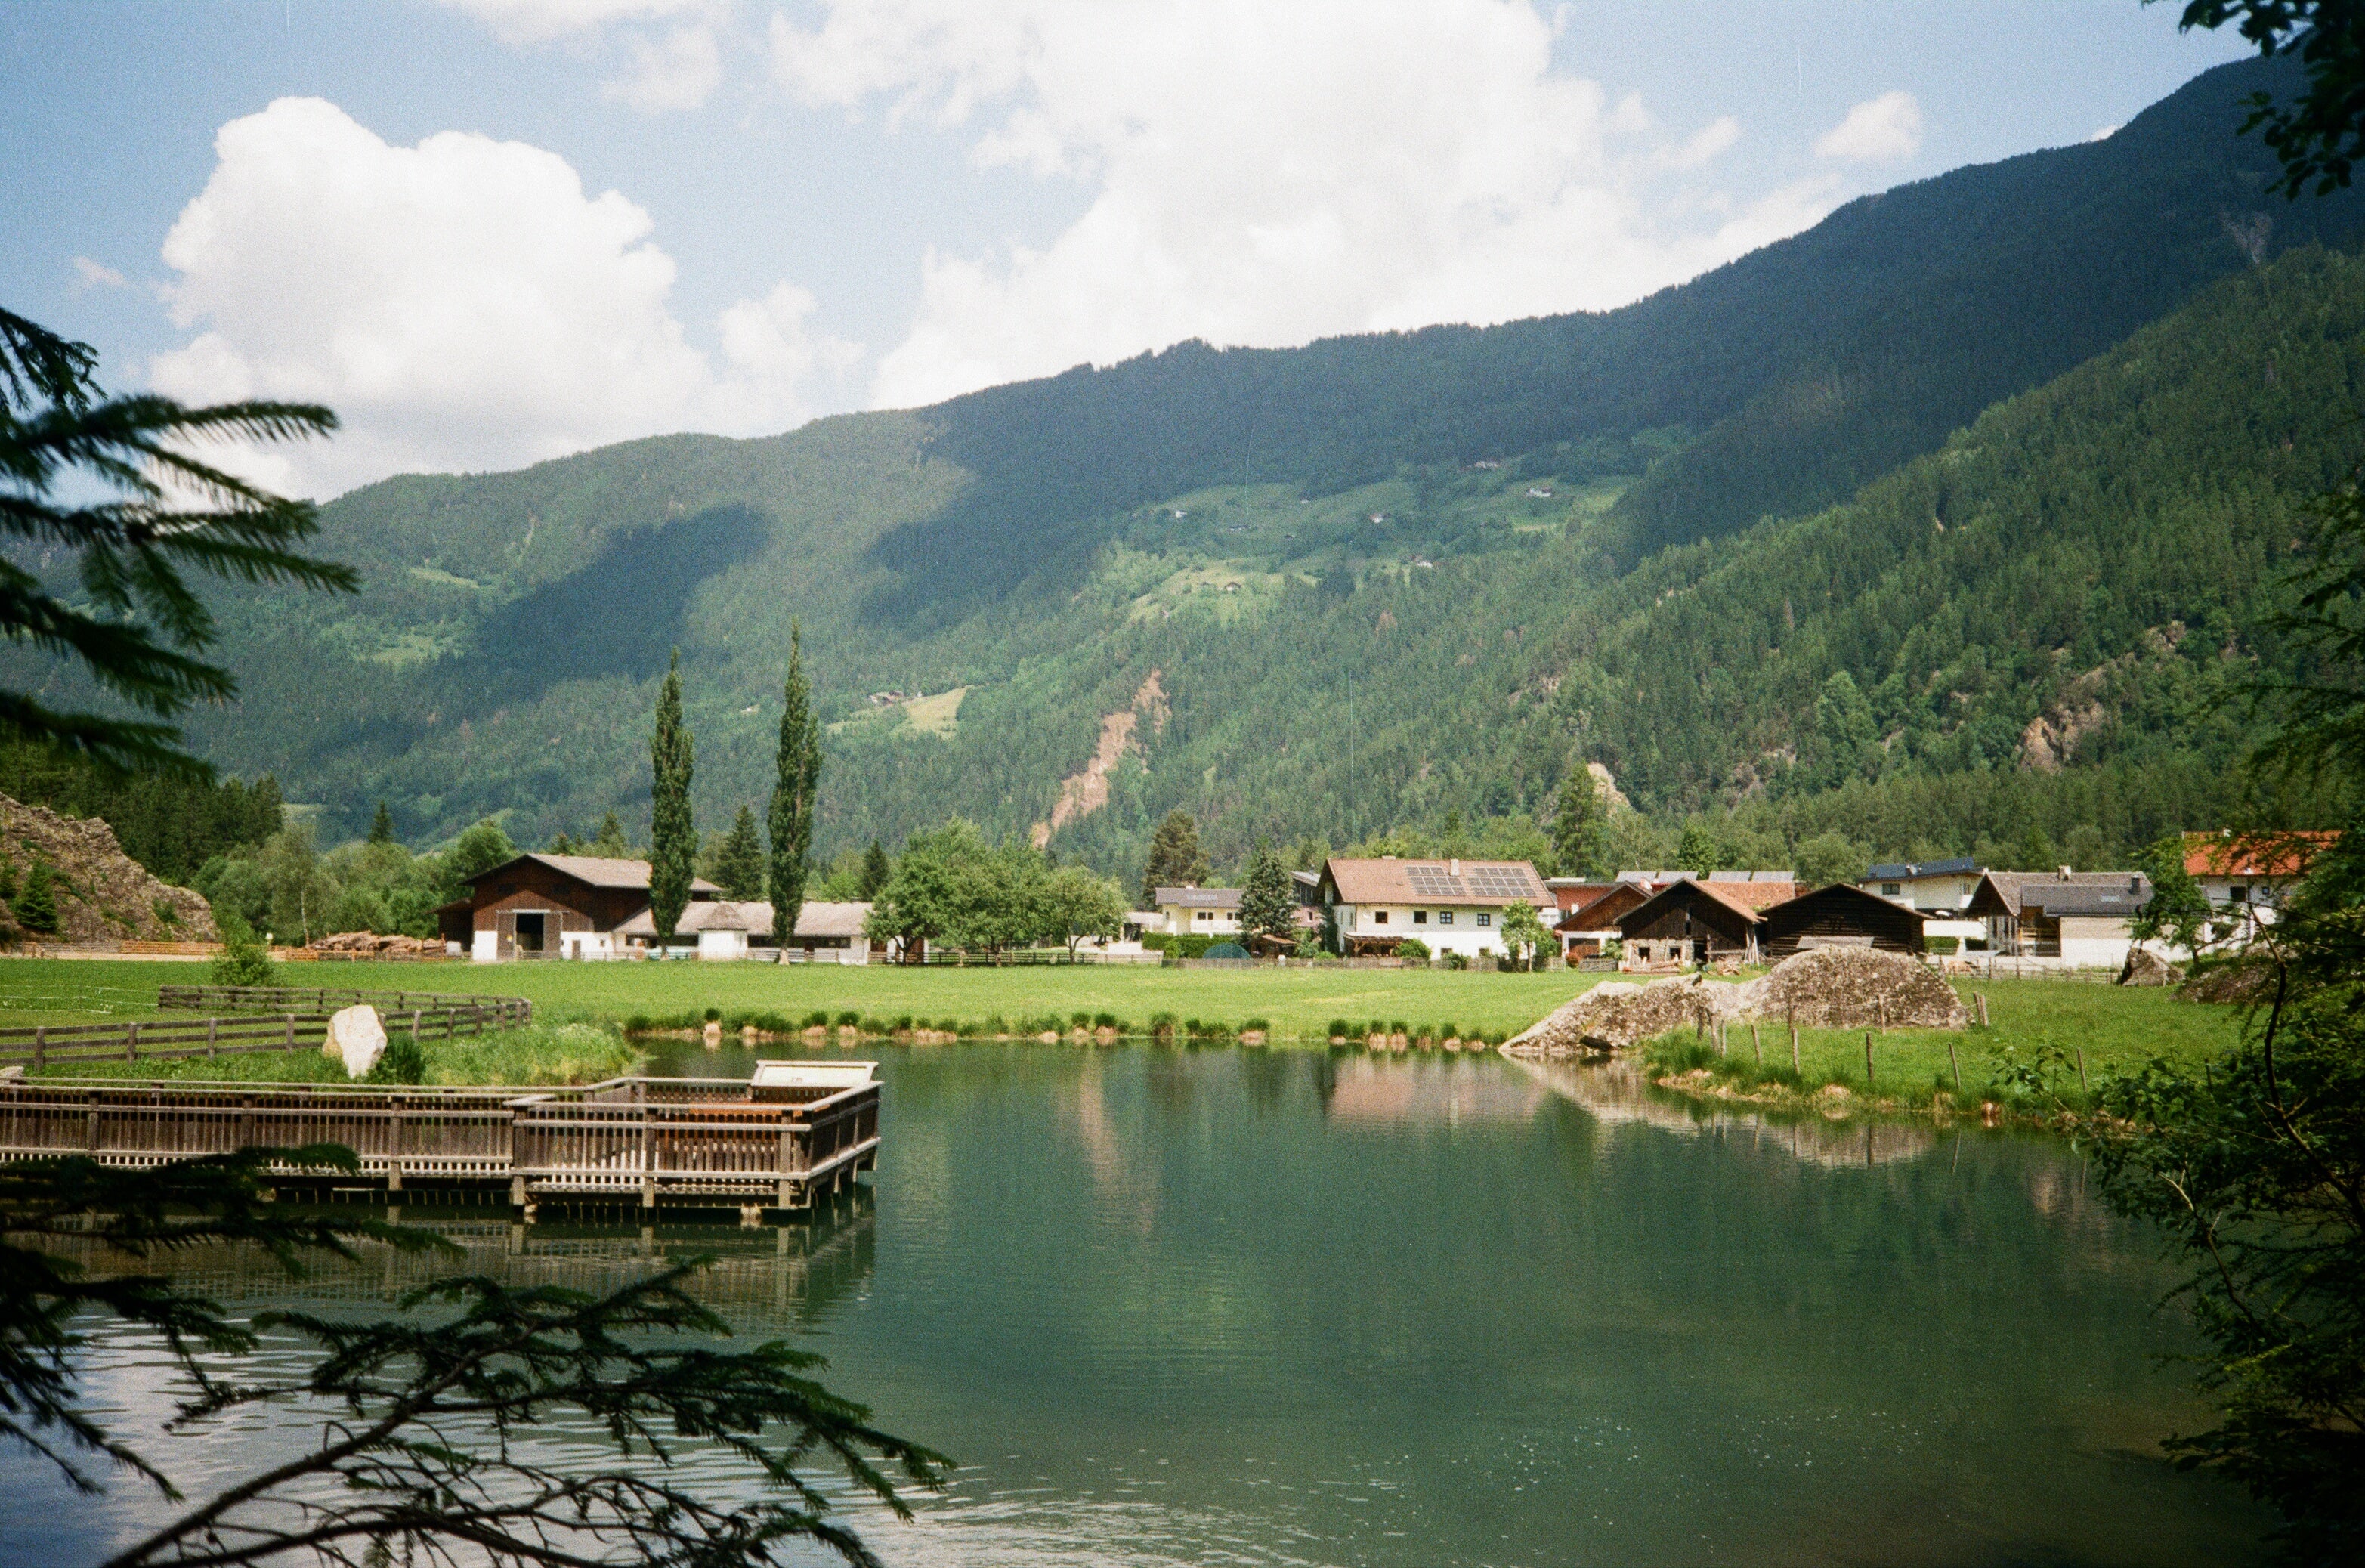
[835,1010,861,1028]
[1438,1021,1459,1041]
[1390,1019,1410,1037]
[366,1029,426,1086]
[802,1009,831,1029]
[891,1014,915,1034]
[703,1007,722,1023]
[1927,936,1959,954]
[1241,1016,1271,1034]
[1445,952,1469,971]
[935,1017,961,1035]
[1327,1018,1352,1039]
[1071,1012,1093,1030]
[1093,1011,1118,1030]
[1149,1012,1178,1039]
[209,914,276,987]
[1394,938,1430,961]
[985,1013,1009,1036]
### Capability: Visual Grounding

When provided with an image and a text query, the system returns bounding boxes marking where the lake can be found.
[2,1044,2267,1566]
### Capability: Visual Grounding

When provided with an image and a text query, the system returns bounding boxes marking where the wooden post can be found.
[2075,1047,2090,1096]
[1750,1021,1762,1067]
[286,1013,298,1051]
[1715,1019,1726,1057]
[1864,1031,1875,1091]
[125,1021,138,1062]
[32,1027,44,1073]
[412,1010,423,1051]
[1948,1040,1962,1094]
[1875,997,1886,1032]
[1976,991,1989,1028]
[206,1016,217,1058]
[1789,1014,1800,1075]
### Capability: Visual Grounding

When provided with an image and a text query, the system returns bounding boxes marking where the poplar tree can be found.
[1551,764,1605,880]
[769,624,821,948]
[648,650,694,944]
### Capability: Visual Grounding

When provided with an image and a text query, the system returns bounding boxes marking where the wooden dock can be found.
[0,1061,879,1220]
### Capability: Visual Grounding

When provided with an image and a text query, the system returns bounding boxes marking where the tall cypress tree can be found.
[768,624,821,948]
[648,649,695,944]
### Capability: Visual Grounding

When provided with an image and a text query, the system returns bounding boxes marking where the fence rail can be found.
[0,988,536,1071]
[0,1070,878,1215]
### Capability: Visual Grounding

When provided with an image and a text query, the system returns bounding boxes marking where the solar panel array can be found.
[1467,864,1539,898]
[1404,864,1465,897]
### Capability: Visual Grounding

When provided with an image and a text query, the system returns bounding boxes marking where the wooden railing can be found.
[0,1070,880,1215]
[0,989,534,1072]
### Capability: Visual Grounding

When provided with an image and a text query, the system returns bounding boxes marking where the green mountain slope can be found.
[93,56,2357,873]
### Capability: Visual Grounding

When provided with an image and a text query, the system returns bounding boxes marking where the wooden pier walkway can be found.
[0,1061,879,1219]
[0,985,534,1072]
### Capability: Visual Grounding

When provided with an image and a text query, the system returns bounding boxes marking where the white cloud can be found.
[441,0,728,113]
[148,97,845,496]
[769,0,1830,410]
[1815,90,1922,163]
[70,256,128,291]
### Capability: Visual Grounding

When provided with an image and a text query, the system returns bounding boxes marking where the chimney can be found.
[2057,865,2073,880]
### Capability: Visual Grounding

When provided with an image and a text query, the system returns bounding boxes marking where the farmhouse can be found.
[2183,830,2336,939]
[1612,879,1770,966]
[1859,857,1983,914]
[1152,886,1243,936]
[436,854,719,962]
[1760,883,1930,960]
[1315,857,1548,959]
[1968,869,2153,965]
[615,899,883,962]
[1544,880,1642,959]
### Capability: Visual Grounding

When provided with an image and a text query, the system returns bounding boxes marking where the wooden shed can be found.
[1759,883,1929,960]
[1614,879,1765,966]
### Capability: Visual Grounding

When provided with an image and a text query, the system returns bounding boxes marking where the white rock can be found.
[328,1004,388,1079]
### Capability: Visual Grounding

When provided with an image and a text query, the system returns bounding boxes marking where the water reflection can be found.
[4,1045,2265,1568]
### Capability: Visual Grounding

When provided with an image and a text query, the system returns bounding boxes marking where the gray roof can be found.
[617,900,870,938]
[1977,870,2151,916]
[1155,886,1243,908]
[1866,858,1981,882]
[1708,869,1796,883]
[518,853,720,894]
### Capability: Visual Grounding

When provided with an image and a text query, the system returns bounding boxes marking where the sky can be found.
[4,1,2256,498]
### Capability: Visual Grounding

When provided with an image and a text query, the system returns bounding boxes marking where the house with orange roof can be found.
[2183,830,2337,936]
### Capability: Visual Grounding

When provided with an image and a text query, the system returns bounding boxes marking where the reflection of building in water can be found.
[1506,1056,1938,1170]
[38,1200,876,1322]
[1324,1056,1556,1125]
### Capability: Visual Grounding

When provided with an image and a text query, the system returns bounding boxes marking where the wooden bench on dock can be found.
[0,1061,880,1220]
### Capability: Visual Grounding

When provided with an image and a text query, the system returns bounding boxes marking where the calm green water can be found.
[3,1046,2266,1566]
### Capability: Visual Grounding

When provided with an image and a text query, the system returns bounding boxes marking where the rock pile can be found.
[1748,946,1968,1030]
[1505,945,1967,1054]
[2116,948,2184,987]
[311,930,447,958]
[2178,959,2277,1004]
[0,793,215,946]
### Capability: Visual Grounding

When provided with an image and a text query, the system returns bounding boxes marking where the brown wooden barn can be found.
[434,853,720,960]
[1614,879,1767,966]
[1758,883,1930,960]
[1553,881,1650,958]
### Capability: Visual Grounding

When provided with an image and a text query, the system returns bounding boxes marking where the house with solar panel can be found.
[1313,857,1549,959]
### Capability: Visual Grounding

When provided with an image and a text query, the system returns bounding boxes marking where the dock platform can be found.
[0,1059,880,1221]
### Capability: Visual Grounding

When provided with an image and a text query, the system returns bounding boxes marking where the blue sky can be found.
[5,1,2252,496]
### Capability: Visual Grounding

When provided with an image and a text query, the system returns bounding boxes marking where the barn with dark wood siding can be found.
[1614,880,1766,964]
[1760,883,1930,960]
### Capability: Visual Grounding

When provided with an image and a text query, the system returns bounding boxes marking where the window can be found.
[1373,911,1389,925]
[1477,913,1492,928]
[1438,911,1454,926]
[1413,910,1429,924]
[1881,883,1903,896]
[2231,885,2250,903]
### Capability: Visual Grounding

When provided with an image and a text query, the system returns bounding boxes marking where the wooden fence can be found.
[0,988,534,1072]
[0,1069,880,1215]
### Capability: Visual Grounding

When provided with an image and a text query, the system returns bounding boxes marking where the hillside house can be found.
[1315,857,1548,959]
[436,854,719,962]
[1968,869,2153,965]
[1760,883,1930,960]
[1612,879,1770,966]
[1152,886,1242,936]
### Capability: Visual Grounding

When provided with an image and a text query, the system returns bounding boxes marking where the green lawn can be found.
[1645,976,2249,1110]
[0,957,1585,1044]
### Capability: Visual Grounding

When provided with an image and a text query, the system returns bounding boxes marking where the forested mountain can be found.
[51,54,2354,878]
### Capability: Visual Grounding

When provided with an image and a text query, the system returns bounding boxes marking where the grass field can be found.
[0,957,1582,1043]
[1641,976,2250,1112]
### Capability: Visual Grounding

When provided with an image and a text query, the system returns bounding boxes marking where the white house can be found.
[1967,869,2153,966]
[2183,831,2337,941]
[614,900,880,962]
[1152,886,1242,936]
[1860,858,1983,913]
[1314,856,1549,960]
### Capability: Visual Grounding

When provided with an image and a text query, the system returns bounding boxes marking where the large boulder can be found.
[2117,947,2184,987]
[1505,974,1749,1053]
[2178,957,2277,1004]
[322,1004,388,1079]
[1751,946,1967,1030]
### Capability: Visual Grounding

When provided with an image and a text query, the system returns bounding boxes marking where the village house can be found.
[435,853,720,962]
[1152,885,1243,936]
[2183,830,2336,940]
[1315,856,1549,959]
[1760,883,1930,960]
[614,899,883,962]
[1544,879,1640,959]
[1612,876,1796,967]
[1858,858,1989,948]
[1967,868,2153,966]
